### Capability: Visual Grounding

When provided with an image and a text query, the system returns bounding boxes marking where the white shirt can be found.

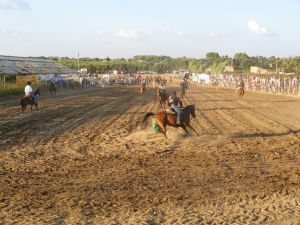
[25,85,33,96]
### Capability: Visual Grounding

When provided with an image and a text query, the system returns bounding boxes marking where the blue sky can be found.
[1,0,300,58]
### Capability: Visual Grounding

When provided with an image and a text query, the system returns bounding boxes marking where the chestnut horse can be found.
[236,87,245,99]
[143,104,199,138]
[20,89,40,113]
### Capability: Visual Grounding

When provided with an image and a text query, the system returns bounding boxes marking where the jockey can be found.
[237,79,245,92]
[239,80,245,89]
[171,91,183,108]
[24,81,37,104]
[158,84,165,92]
[169,95,184,125]
[180,78,187,90]
[158,85,168,100]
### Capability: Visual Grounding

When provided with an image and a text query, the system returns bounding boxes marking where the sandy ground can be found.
[0,85,299,225]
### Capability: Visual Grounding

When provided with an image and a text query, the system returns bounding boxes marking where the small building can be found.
[250,66,268,74]
[0,55,76,86]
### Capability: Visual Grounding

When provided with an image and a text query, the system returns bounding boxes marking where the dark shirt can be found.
[172,96,182,108]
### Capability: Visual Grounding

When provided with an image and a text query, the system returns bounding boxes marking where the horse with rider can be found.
[156,84,169,109]
[20,81,40,113]
[236,77,245,99]
[140,79,147,95]
[48,80,56,96]
[179,78,188,98]
[146,88,199,138]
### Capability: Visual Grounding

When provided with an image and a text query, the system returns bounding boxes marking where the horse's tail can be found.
[143,112,155,124]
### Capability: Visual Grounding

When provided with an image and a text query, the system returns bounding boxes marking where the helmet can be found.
[27,81,31,85]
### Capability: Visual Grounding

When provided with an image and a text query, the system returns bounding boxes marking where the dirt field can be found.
[0,85,299,225]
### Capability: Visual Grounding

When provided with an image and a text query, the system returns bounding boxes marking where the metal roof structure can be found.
[0,55,76,76]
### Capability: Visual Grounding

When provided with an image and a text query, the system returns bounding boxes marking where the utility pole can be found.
[77,51,80,71]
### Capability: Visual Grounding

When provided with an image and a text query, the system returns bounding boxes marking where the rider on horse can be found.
[158,85,168,99]
[236,78,245,92]
[24,81,37,104]
[180,78,188,90]
[168,92,184,125]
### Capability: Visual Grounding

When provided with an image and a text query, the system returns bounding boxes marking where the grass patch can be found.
[0,86,24,97]
[0,80,81,97]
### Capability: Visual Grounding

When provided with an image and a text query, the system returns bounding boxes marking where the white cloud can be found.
[0,0,30,10]
[0,28,21,37]
[248,20,273,36]
[116,29,140,39]
[115,26,184,40]
[209,32,226,38]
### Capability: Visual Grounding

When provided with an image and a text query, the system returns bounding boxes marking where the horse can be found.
[143,104,199,138]
[49,82,56,96]
[20,89,40,113]
[236,87,245,99]
[156,89,169,109]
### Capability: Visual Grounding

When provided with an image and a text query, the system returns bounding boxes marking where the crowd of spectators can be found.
[213,74,300,95]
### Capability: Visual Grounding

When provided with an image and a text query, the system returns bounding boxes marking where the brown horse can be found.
[156,89,169,109]
[236,87,245,99]
[143,104,199,138]
[49,82,56,96]
[20,89,40,113]
[179,80,188,98]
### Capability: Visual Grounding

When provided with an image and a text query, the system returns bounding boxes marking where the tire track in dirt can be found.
[185,87,299,138]
[208,89,300,132]
[0,87,142,149]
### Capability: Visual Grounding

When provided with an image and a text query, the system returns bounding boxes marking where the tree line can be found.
[46,53,300,75]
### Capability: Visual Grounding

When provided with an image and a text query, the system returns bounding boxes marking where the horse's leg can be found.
[30,104,33,112]
[181,125,189,135]
[156,118,167,138]
[187,124,199,136]
[35,103,38,111]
